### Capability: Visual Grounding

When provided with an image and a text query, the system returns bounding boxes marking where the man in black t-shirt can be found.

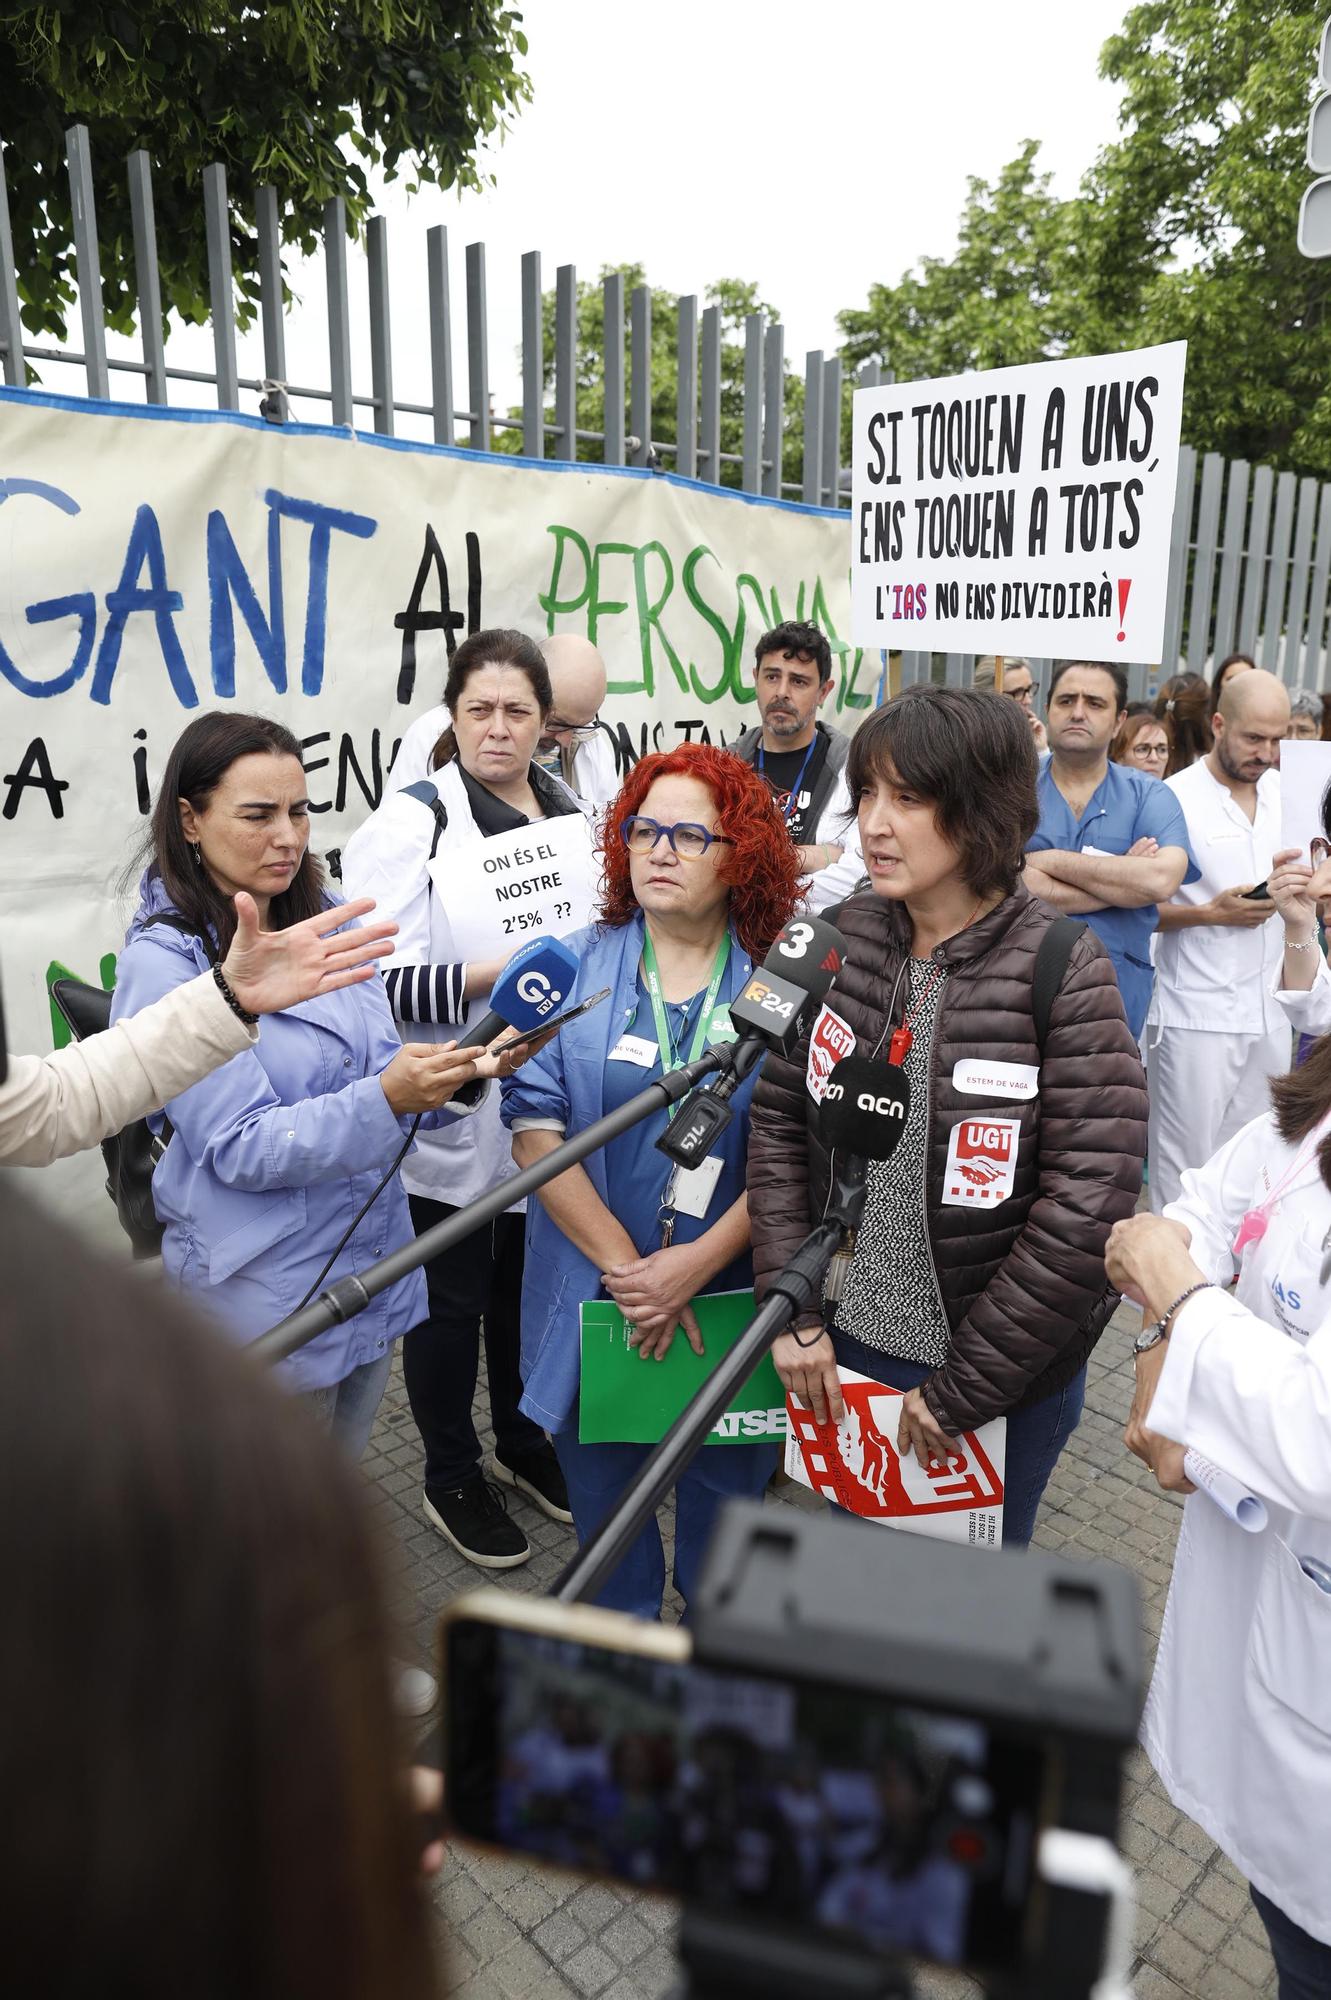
[729,621,864,912]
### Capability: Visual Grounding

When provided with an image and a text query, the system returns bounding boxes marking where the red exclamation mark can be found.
[1117,579,1131,641]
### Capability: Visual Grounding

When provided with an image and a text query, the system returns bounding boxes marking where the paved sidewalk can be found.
[363,1298,1278,2000]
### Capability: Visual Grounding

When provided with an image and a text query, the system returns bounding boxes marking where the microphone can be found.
[817,1054,912,1303]
[454,936,580,1051]
[656,917,848,1169]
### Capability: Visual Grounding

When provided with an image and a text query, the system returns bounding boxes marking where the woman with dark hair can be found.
[748,688,1148,1546]
[1155,672,1211,775]
[0,1184,442,2000]
[342,630,600,1570]
[110,711,493,1460]
[500,743,800,1616]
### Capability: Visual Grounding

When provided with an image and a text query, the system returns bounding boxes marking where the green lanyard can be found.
[640,929,732,1092]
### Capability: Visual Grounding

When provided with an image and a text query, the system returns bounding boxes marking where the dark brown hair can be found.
[139,711,325,961]
[847,687,1039,900]
[429,627,553,771]
[1112,709,1173,767]
[1154,672,1210,775]
[0,1186,439,2000]
[1271,780,1331,1181]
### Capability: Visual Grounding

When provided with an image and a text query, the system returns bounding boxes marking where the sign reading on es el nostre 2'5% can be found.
[850,342,1187,663]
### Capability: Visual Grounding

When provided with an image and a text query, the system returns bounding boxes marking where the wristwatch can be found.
[1133,1280,1211,1355]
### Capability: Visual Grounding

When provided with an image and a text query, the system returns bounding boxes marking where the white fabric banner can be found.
[0,390,876,1051]
[851,341,1187,661]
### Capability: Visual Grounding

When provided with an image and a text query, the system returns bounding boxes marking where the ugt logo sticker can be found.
[942,1116,1020,1207]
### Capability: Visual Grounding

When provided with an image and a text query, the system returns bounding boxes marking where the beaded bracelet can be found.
[213,964,259,1028]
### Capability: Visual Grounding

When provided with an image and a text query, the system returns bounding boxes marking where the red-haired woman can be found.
[500,743,800,1618]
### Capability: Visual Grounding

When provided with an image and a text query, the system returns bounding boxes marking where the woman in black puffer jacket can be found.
[748,686,1147,1545]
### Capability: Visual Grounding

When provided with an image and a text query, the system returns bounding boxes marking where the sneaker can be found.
[394,1661,439,1719]
[493,1441,574,1524]
[423,1476,530,1569]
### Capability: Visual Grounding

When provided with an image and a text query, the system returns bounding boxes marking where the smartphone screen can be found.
[445,1613,1047,1974]
[496,987,612,1053]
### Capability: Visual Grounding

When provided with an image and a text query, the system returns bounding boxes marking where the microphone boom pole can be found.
[250,1047,731,1367]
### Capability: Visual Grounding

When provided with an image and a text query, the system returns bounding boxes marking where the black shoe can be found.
[423,1476,530,1569]
[493,1441,574,1524]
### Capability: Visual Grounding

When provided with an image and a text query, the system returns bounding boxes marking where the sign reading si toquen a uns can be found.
[850,342,1186,661]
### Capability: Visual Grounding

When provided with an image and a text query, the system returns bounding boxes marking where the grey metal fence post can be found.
[1304,485,1331,688]
[699,303,721,486]
[762,320,784,498]
[554,263,576,461]
[1160,446,1196,672]
[521,250,544,458]
[1212,459,1249,661]
[1185,452,1224,671]
[255,186,287,419]
[802,351,824,505]
[126,151,167,405]
[630,285,651,468]
[366,215,394,436]
[742,313,764,494]
[1238,464,1275,656]
[820,356,843,508]
[1286,476,1320,683]
[602,271,626,467]
[858,359,882,391]
[65,124,109,399]
[1259,470,1298,668]
[466,241,490,450]
[676,294,698,481]
[426,225,454,447]
[0,142,21,388]
[203,162,239,411]
[324,197,353,426]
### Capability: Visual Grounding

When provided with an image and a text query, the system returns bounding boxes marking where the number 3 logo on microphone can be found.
[777,922,815,959]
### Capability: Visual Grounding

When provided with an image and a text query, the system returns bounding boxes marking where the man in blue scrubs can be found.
[1024,660,1197,1037]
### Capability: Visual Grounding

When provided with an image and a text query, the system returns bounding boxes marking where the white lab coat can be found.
[1146,1047,1331,1942]
[387,702,621,810]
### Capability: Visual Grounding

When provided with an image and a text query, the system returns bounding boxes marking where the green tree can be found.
[0,1,530,341]
[837,3,1331,477]
[494,262,807,491]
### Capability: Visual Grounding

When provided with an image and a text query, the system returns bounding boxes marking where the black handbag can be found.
[48,978,169,1260]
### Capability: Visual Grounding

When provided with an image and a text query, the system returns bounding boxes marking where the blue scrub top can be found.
[1028,761,1198,1037]
[601,966,754,1288]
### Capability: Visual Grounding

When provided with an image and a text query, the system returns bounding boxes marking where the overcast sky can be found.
[76,0,1131,435]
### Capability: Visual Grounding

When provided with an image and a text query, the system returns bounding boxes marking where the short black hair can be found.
[753,620,833,685]
[1048,659,1128,712]
[847,687,1039,900]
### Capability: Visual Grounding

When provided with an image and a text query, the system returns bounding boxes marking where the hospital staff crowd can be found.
[2,627,1330,1997]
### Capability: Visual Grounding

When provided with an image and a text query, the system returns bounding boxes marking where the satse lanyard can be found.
[640,928,731,1247]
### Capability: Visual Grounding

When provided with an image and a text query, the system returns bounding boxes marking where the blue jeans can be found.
[553,1425,778,1620]
[1250,1886,1331,2000]
[303,1349,394,1464]
[829,1331,1085,1548]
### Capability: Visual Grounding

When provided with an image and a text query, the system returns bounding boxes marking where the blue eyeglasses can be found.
[621,816,734,859]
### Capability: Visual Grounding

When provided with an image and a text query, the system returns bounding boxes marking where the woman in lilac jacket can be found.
[111,712,490,1458]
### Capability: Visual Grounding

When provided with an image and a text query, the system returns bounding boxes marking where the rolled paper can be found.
[1184,1448,1268,1533]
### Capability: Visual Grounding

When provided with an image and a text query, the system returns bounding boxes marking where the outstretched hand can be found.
[221,893,397,1014]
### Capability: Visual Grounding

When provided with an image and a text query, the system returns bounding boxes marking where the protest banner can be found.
[0,389,875,1055]
[1279,738,1331,866]
[851,342,1187,662]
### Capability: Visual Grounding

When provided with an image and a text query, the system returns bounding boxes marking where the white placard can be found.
[851,342,1187,660]
[431,813,598,962]
[1278,739,1331,866]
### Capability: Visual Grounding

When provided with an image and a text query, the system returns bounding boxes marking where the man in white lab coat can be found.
[1146,669,1292,1212]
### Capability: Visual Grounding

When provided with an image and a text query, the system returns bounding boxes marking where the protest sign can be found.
[851,342,1187,661]
[0,388,875,1058]
[1278,739,1331,866]
[784,1369,1005,1547]
[430,814,598,961]
[579,1290,786,1445]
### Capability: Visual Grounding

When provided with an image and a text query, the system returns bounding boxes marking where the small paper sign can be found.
[784,1368,1005,1547]
[579,1289,786,1446]
[433,812,598,962]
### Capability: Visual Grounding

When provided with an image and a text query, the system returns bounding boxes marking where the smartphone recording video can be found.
[444,1596,1048,1975]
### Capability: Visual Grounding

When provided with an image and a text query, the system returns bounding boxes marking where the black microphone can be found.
[656,917,849,1169]
[817,1054,912,1303]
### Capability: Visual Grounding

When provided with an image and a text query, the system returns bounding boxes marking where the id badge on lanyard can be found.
[642,929,731,1248]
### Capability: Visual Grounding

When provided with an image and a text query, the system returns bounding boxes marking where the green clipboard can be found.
[578,1288,787,1446]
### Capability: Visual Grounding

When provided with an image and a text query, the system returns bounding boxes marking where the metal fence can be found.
[1,124,1329,697]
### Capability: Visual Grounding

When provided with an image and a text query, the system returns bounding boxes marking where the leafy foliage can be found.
[492,263,808,491]
[837,3,1331,477]
[0,1,530,339]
